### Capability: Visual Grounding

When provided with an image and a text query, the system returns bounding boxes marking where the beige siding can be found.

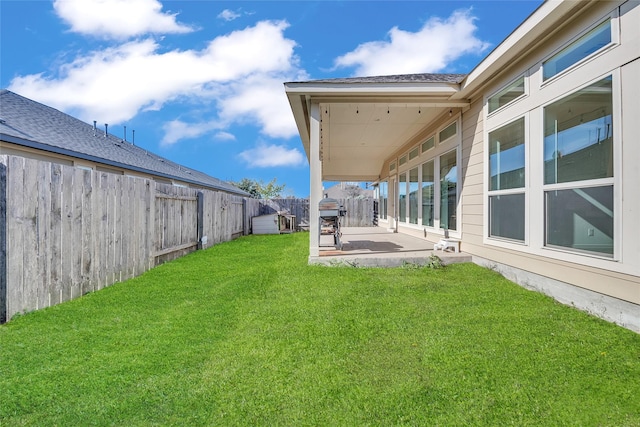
[460,98,485,245]
[456,1,640,306]
[465,241,639,305]
[463,193,484,207]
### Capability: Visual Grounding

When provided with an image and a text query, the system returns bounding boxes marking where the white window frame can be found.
[395,118,461,237]
[485,115,529,245]
[408,146,420,161]
[486,74,528,116]
[540,74,617,259]
[421,136,435,154]
[540,11,619,86]
[484,70,622,269]
[376,180,389,222]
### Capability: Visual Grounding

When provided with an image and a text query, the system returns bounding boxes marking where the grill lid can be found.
[319,198,340,210]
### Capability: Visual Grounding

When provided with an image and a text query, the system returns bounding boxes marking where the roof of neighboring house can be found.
[324,183,374,199]
[0,89,247,195]
[291,73,467,85]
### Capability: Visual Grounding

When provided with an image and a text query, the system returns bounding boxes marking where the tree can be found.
[343,184,363,198]
[231,177,286,199]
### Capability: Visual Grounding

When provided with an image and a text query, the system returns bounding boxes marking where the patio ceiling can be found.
[285,79,470,182]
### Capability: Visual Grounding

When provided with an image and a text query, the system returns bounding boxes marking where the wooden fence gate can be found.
[154,188,199,264]
[230,200,244,237]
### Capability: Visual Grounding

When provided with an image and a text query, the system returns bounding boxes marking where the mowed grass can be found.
[1,233,639,426]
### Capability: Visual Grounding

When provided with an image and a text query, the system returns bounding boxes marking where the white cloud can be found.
[214,131,236,141]
[161,119,220,146]
[238,142,306,168]
[218,9,241,22]
[219,73,302,139]
[53,0,194,39]
[8,20,301,139]
[204,20,296,80]
[334,8,491,76]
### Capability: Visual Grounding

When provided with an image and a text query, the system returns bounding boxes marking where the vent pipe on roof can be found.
[93,121,97,136]
[123,125,127,142]
[104,123,108,137]
[132,129,135,145]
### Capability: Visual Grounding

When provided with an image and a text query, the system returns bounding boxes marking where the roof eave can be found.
[285,81,468,163]
[458,0,596,98]
[1,133,248,196]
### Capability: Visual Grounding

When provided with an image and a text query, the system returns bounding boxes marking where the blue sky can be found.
[1,0,542,197]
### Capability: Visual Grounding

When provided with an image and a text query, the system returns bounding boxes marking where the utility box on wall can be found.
[252,213,296,234]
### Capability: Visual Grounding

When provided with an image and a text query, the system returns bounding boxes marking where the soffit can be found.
[319,102,445,181]
[285,82,468,182]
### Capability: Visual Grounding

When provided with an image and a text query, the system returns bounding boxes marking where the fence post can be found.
[196,191,204,250]
[0,159,7,324]
[242,198,248,235]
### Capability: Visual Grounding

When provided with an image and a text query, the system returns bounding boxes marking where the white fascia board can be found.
[285,92,311,156]
[285,82,459,97]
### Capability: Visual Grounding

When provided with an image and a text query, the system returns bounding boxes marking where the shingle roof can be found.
[287,73,467,85]
[0,89,247,195]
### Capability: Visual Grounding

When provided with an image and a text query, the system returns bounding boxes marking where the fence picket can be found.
[81,168,93,294]
[6,156,24,316]
[22,158,38,313]
[36,160,51,309]
[49,163,63,305]
[265,198,374,229]
[71,167,84,299]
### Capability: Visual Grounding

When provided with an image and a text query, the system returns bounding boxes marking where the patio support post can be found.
[309,101,322,257]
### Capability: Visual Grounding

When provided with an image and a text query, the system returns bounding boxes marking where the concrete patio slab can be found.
[310,226,472,267]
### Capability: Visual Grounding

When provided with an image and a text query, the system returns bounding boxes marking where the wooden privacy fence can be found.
[263,198,376,228]
[0,155,376,323]
[0,155,260,323]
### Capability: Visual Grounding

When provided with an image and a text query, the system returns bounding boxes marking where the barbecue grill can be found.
[319,198,347,250]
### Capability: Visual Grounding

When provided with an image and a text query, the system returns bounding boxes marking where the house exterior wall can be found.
[463,0,639,306]
[379,1,640,313]
[0,141,235,193]
[460,97,485,247]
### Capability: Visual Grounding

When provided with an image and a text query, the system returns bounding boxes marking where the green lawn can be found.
[1,233,639,426]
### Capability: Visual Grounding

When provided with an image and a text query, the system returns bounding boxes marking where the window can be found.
[488,117,526,242]
[545,186,613,255]
[399,173,407,223]
[409,147,419,161]
[488,76,525,113]
[399,155,407,166]
[439,150,457,231]
[439,122,457,142]
[378,181,388,220]
[490,194,525,241]
[490,117,525,191]
[544,76,612,184]
[543,76,614,256]
[389,162,396,172]
[543,19,611,81]
[409,167,419,224]
[421,160,435,227]
[391,121,458,233]
[421,136,435,153]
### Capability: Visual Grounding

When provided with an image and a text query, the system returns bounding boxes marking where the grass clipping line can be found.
[1,232,639,426]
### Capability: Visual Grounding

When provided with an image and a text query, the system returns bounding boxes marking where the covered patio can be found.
[312,227,471,267]
[285,74,470,260]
